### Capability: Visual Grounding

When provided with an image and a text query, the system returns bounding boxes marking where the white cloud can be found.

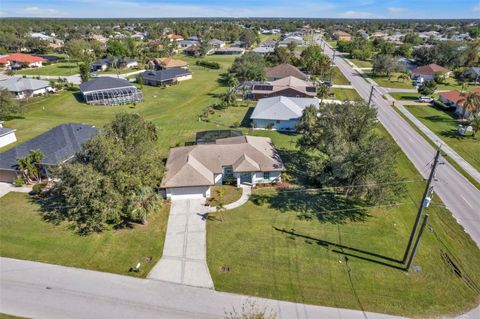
[473,4,480,12]
[388,7,407,14]
[338,10,375,18]
[22,6,59,16]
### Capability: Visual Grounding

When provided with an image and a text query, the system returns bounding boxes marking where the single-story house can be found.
[464,67,480,82]
[186,36,200,41]
[279,36,305,47]
[154,57,188,70]
[183,46,202,57]
[439,88,480,118]
[231,41,247,48]
[178,40,199,49]
[251,76,317,100]
[139,68,192,86]
[251,47,274,55]
[214,47,245,55]
[0,53,47,69]
[118,58,138,69]
[165,34,184,42]
[91,58,110,71]
[411,64,452,81]
[265,63,308,81]
[333,31,352,41]
[0,77,54,99]
[0,123,98,182]
[161,135,284,199]
[208,39,226,48]
[0,122,16,149]
[79,77,143,106]
[260,40,277,48]
[91,57,138,72]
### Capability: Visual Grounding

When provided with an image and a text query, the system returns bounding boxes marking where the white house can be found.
[161,136,284,199]
[0,122,16,149]
[0,78,54,99]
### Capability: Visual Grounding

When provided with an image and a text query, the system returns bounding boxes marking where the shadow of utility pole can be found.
[273,226,407,271]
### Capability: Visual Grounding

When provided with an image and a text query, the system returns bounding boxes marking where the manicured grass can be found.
[326,40,337,48]
[208,185,243,207]
[0,192,169,278]
[15,62,79,76]
[207,129,480,317]
[403,104,480,171]
[321,67,349,85]
[330,88,362,101]
[367,72,414,89]
[349,59,372,68]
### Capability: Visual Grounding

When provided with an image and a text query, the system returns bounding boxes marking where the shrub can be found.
[195,60,220,69]
[32,183,43,194]
[13,177,25,187]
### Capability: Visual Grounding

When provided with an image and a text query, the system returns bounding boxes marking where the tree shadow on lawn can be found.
[240,107,254,127]
[277,148,319,186]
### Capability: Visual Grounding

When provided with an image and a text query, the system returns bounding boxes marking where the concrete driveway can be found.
[148,199,214,289]
[0,182,31,198]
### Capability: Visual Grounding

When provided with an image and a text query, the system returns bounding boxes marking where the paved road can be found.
[148,199,214,288]
[317,37,480,246]
[0,257,409,319]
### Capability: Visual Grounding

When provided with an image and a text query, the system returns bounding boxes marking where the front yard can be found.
[403,104,480,171]
[15,61,79,76]
[369,72,480,91]
[0,192,169,278]
[207,129,480,317]
[348,58,372,68]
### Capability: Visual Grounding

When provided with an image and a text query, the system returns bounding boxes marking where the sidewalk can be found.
[0,182,31,198]
[148,199,214,289]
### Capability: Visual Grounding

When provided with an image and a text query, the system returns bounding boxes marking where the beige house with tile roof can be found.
[161,136,284,199]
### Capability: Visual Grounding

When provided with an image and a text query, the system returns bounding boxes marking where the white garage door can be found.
[167,186,210,199]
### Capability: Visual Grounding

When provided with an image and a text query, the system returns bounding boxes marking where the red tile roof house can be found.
[439,88,480,118]
[0,53,47,69]
[411,63,452,81]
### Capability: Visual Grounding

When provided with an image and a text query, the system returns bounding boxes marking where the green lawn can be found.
[0,192,169,278]
[367,72,414,89]
[208,185,243,207]
[319,67,349,85]
[207,129,480,317]
[331,88,362,101]
[326,40,337,48]
[16,62,79,76]
[349,59,372,68]
[403,105,480,171]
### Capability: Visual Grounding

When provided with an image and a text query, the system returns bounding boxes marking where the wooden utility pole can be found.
[402,148,441,264]
[368,86,375,106]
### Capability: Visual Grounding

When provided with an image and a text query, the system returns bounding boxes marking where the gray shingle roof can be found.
[79,77,134,93]
[0,127,16,138]
[0,78,51,93]
[0,123,98,171]
[140,68,191,82]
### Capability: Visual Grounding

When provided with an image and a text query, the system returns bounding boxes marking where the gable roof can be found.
[266,64,308,80]
[0,123,98,171]
[412,63,450,75]
[0,77,51,93]
[252,76,316,96]
[79,77,135,93]
[0,53,46,64]
[161,136,284,188]
[251,96,319,121]
[155,57,188,68]
[439,88,480,106]
[140,68,192,82]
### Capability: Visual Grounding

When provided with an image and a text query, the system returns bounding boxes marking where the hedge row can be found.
[195,60,220,69]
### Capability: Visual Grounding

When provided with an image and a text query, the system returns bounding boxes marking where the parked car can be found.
[417,96,434,103]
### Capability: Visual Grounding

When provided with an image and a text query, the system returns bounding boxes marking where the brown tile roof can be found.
[412,64,450,76]
[161,136,284,188]
[266,63,308,80]
[439,88,480,106]
[154,57,188,69]
[252,76,316,97]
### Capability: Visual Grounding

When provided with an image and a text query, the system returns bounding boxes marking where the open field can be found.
[403,104,480,171]
[207,128,480,317]
[0,192,169,278]
[15,62,79,76]
[331,88,362,101]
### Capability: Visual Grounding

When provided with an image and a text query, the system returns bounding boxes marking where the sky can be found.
[1,0,480,19]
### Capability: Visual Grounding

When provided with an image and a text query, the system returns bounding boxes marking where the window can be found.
[263,172,270,180]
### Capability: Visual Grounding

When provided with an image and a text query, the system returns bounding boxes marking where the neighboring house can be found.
[79,77,143,106]
[231,41,247,48]
[333,31,352,41]
[131,33,145,41]
[464,67,480,83]
[91,57,137,71]
[251,96,320,131]
[89,34,108,45]
[260,40,277,48]
[214,47,245,55]
[183,46,202,57]
[154,57,188,69]
[251,76,316,100]
[279,36,305,47]
[161,135,284,199]
[118,58,138,69]
[208,39,226,48]
[139,68,192,86]
[165,34,184,42]
[370,31,385,39]
[91,58,110,72]
[265,63,308,81]
[0,123,98,182]
[0,53,47,69]
[411,63,452,81]
[439,88,480,118]
[178,40,199,48]
[0,122,16,149]
[0,77,54,99]
[251,47,274,55]
[186,36,200,41]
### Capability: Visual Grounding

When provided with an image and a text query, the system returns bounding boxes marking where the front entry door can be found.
[240,172,252,183]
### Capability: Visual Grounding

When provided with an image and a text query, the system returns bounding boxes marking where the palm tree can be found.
[317,83,330,103]
[460,92,480,120]
[128,187,162,225]
[16,149,44,183]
